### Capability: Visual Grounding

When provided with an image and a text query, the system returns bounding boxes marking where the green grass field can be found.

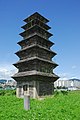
[0,90,80,120]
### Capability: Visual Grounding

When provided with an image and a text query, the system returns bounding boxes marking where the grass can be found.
[0,90,80,120]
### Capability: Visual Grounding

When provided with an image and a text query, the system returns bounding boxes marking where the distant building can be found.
[0,79,17,90]
[54,78,80,90]
[7,80,17,87]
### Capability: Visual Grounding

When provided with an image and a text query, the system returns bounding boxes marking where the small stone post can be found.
[24,94,30,110]
[24,95,30,110]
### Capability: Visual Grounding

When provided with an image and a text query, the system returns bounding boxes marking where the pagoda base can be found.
[12,71,58,98]
[16,80,54,99]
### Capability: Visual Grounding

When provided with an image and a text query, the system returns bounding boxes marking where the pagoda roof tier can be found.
[12,70,59,82]
[13,56,58,68]
[19,25,53,38]
[15,44,56,56]
[22,18,51,30]
[18,34,54,47]
[23,12,49,23]
[19,32,51,41]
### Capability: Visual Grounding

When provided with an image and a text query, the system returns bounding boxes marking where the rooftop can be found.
[17,34,54,46]
[12,70,59,81]
[16,44,56,56]
[13,56,58,67]
[24,12,49,23]
[22,18,51,30]
[19,25,53,38]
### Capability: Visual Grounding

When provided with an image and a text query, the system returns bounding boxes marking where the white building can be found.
[54,79,80,90]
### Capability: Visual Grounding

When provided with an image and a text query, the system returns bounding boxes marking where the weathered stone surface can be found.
[38,81,54,96]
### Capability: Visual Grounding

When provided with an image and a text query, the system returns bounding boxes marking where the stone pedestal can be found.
[24,95,30,110]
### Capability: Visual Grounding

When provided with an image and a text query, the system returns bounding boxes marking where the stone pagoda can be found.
[12,12,59,98]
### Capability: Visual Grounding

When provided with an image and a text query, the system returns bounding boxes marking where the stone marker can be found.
[24,94,30,110]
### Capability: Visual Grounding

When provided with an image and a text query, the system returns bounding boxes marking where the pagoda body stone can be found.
[12,12,59,98]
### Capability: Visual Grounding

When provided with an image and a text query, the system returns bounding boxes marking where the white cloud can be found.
[72,65,77,69]
[58,72,80,80]
[0,64,18,80]
[58,73,71,80]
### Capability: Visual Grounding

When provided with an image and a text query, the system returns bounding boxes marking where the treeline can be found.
[0,90,16,96]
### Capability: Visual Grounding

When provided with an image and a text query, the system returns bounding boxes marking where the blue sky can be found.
[0,0,80,80]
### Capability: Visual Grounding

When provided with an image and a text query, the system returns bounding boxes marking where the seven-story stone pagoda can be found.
[12,12,59,98]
